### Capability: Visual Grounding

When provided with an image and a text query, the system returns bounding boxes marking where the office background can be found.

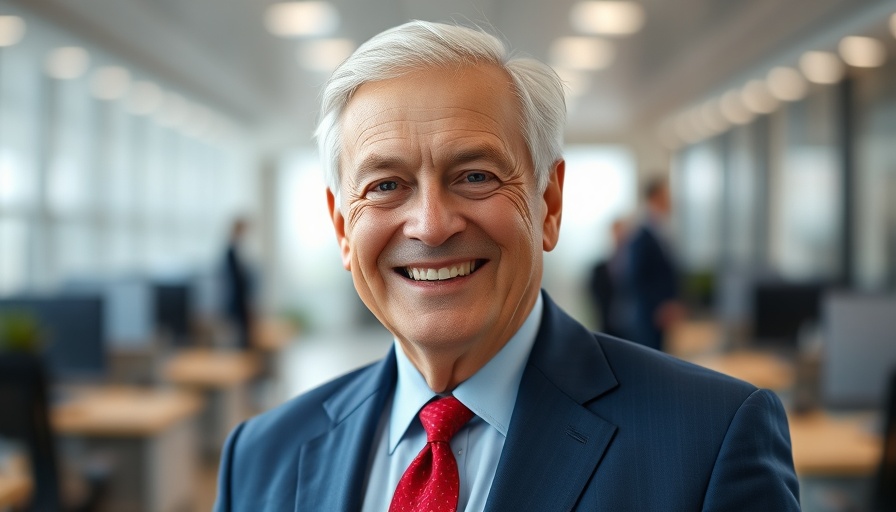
[0,0,895,511]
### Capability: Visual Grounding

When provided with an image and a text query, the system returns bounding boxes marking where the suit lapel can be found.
[486,293,619,511]
[294,349,396,511]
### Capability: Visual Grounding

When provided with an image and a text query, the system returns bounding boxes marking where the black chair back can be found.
[874,369,896,511]
[0,353,62,511]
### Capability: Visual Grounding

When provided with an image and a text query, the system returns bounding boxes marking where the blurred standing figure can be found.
[628,177,684,351]
[222,217,255,349]
[587,218,632,338]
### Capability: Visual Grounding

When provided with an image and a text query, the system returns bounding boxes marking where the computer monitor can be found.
[62,276,155,349]
[0,294,106,382]
[750,281,825,349]
[821,293,896,410]
[153,280,193,346]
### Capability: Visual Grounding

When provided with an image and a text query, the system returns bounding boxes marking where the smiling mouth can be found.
[398,260,485,281]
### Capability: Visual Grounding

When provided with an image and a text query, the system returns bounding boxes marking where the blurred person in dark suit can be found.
[627,177,684,352]
[587,218,632,338]
[222,217,255,349]
[214,21,798,511]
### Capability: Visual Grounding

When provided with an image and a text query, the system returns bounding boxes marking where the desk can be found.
[161,349,261,458]
[788,411,882,477]
[252,316,296,352]
[688,350,796,391]
[52,387,202,512]
[0,472,31,509]
[162,348,260,388]
[667,319,721,358]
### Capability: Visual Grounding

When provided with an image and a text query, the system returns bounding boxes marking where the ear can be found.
[541,159,564,252]
[327,189,352,270]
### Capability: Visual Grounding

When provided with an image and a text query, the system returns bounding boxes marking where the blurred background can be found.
[0,0,894,511]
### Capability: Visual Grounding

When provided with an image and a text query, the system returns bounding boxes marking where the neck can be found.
[396,294,538,393]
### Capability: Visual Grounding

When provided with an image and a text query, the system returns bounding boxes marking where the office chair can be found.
[0,353,63,511]
[0,353,107,512]
[872,368,896,512]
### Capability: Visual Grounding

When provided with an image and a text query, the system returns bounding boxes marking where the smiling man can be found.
[215,21,800,511]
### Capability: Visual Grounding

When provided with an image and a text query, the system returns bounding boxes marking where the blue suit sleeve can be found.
[214,421,247,512]
[702,389,801,511]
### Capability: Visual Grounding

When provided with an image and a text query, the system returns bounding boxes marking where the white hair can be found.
[315,20,566,205]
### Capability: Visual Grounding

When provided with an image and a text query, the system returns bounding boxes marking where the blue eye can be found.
[466,172,487,183]
[376,181,398,191]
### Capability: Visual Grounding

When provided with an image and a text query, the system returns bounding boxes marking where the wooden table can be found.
[53,387,202,437]
[252,317,296,352]
[688,350,796,391]
[787,410,882,477]
[52,386,203,512]
[162,348,261,388]
[161,349,261,459]
[0,471,32,509]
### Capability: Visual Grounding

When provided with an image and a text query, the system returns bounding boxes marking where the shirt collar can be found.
[388,293,543,453]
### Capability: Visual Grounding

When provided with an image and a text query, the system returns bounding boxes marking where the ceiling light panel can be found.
[298,38,355,72]
[45,46,90,80]
[0,15,26,47]
[838,36,886,68]
[90,66,131,101]
[740,79,779,114]
[571,1,645,36]
[265,1,339,37]
[766,66,807,102]
[799,51,844,84]
[550,37,615,70]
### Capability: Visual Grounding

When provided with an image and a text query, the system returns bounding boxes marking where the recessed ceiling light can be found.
[799,51,844,84]
[265,2,339,37]
[720,89,754,125]
[127,81,163,116]
[699,100,729,134]
[90,66,131,101]
[570,1,645,36]
[838,36,886,68]
[298,38,355,72]
[0,15,26,47]
[741,79,778,114]
[766,66,807,102]
[550,37,615,70]
[45,47,90,80]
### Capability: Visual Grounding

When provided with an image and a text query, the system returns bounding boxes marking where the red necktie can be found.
[389,396,474,512]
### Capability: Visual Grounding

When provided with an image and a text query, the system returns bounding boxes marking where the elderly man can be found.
[215,21,799,511]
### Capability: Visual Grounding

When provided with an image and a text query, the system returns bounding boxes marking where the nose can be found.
[403,183,466,246]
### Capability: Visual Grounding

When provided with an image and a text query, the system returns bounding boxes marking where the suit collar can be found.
[485,291,619,511]
[294,347,397,511]
[527,291,618,404]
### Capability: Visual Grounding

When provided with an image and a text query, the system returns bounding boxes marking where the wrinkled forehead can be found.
[338,64,524,151]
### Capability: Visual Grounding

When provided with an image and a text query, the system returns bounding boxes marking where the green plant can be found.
[0,310,44,353]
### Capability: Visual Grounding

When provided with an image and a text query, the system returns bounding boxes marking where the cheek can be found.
[346,207,398,270]
[493,187,539,233]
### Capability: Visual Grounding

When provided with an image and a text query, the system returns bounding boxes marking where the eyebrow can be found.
[351,143,514,181]
[447,145,513,169]
[353,155,409,182]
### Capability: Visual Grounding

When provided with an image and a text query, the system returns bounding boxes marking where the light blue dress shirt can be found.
[361,294,543,512]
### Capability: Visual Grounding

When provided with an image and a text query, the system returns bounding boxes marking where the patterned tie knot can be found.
[419,396,474,443]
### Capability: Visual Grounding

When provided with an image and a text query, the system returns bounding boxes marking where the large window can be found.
[768,86,843,282]
[0,4,255,293]
[855,64,896,290]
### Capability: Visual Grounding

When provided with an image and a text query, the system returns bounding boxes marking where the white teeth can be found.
[405,261,479,281]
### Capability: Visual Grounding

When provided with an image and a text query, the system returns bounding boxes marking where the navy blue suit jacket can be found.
[628,222,679,351]
[215,292,799,511]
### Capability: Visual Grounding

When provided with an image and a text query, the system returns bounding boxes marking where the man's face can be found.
[328,64,563,371]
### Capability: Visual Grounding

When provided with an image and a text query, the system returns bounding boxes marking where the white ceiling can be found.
[11,0,896,150]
